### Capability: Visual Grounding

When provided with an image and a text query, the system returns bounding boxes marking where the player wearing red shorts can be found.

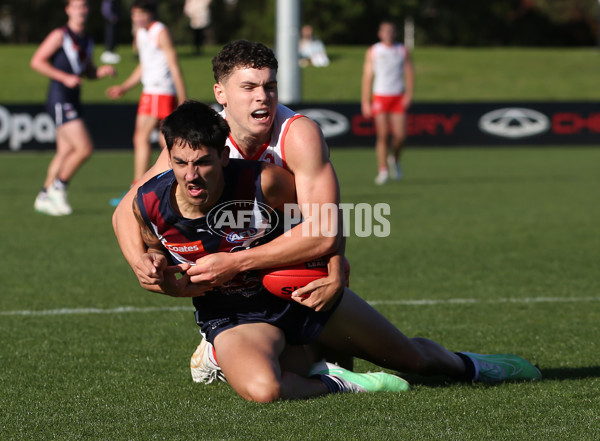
[106,0,186,199]
[361,20,414,185]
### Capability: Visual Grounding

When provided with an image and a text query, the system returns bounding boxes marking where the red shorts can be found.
[137,93,177,119]
[371,94,406,116]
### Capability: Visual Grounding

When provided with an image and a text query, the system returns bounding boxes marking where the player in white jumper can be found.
[107,0,186,194]
[361,20,414,185]
[223,103,303,169]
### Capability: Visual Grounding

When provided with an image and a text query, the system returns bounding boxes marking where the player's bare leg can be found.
[308,342,354,371]
[317,288,467,377]
[133,114,159,182]
[43,126,73,189]
[54,119,93,183]
[190,337,353,384]
[374,113,391,184]
[36,119,92,215]
[214,323,329,402]
[388,112,406,180]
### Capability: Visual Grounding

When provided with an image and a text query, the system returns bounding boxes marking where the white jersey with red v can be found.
[220,104,304,170]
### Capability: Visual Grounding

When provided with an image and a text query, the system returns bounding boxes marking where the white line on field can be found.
[1,296,599,317]
[367,296,600,306]
[0,305,192,317]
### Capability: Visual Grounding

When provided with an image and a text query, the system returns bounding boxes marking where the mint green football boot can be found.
[460,352,542,382]
[309,361,410,393]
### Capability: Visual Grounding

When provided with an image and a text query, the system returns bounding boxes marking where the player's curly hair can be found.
[212,40,278,83]
[160,100,230,154]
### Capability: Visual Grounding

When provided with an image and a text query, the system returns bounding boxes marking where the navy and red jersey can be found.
[138,158,341,345]
[47,26,94,107]
[137,159,282,301]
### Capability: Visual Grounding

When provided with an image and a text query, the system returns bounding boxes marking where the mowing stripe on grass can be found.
[2,296,599,317]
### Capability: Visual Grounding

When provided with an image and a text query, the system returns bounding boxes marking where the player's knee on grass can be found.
[237,374,282,403]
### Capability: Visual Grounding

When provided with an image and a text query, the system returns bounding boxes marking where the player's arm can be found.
[30,28,81,89]
[261,163,351,306]
[260,162,297,210]
[282,119,348,310]
[132,194,169,262]
[112,148,170,275]
[131,190,202,297]
[194,117,340,272]
[158,28,186,105]
[361,48,374,118]
[84,60,116,80]
[106,64,142,99]
[131,192,172,292]
[402,49,414,109]
[188,118,346,310]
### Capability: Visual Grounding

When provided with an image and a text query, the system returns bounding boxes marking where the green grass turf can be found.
[1,147,599,440]
[3,44,600,103]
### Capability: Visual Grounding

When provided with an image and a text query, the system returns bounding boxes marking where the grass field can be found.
[2,42,600,439]
[3,44,600,103]
[1,147,599,440]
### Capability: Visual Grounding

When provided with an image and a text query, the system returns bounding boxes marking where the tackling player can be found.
[133,101,542,402]
[113,40,351,382]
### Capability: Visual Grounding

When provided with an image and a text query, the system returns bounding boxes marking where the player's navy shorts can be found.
[47,101,83,127]
[194,289,343,346]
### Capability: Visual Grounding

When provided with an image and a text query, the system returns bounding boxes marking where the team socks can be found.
[455,352,477,380]
[312,374,344,394]
[53,178,69,190]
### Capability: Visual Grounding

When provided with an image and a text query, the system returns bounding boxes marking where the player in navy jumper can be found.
[32,0,115,216]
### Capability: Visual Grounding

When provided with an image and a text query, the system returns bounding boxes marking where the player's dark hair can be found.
[212,40,278,83]
[160,101,230,155]
[132,0,157,15]
[379,19,397,28]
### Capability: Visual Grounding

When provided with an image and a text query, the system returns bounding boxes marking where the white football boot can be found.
[34,192,63,216]
[190,338,226,384]
[47,184,72,215]
[374,169,389,185]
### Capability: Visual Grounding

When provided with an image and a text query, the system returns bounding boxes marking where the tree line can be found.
[1,0,597,47]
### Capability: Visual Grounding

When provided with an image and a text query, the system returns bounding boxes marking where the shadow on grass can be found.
[538,366,600,381]
[400,366,600,388]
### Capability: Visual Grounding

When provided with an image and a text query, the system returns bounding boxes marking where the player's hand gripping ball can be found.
[261,256,350,299]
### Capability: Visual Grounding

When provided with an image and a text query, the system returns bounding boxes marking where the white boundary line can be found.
[1,296,599,317]
[0,306,191,317]
[368,296,600,306]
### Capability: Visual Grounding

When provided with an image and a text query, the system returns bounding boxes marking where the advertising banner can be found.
[1,102,599,151]
[295,102,600,147]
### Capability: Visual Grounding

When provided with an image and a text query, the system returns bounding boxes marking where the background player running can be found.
[32,0,115,216]
[361,20,414,185]
[107,0,186,204]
